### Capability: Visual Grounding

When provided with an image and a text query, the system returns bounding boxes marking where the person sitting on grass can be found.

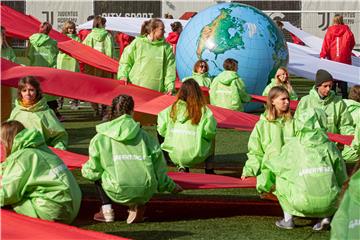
[268,108,347,231]
[8,76,68,150]
[81,94,183,224]
[241,86,296,195]
[262,67,298,100]
[330,161,360,239]
[182,60,212,88]
[209,58,251,111]
[0,120,81,224]
[157,79,217,174]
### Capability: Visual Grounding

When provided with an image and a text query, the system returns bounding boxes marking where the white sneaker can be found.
[94,209,115,222]
[126,205,145,224]
[313,218,330,231]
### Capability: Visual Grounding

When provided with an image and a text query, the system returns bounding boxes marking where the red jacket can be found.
[78,29,92,41]
[320,25,355,64]
[115,32,134,57]
[166,32,180,54]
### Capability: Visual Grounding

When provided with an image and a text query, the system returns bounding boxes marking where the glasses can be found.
[199,63,207,69]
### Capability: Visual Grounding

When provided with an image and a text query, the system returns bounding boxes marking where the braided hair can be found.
[107,94,134,120]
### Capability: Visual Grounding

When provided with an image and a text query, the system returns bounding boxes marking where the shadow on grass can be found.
[109,230,193,240]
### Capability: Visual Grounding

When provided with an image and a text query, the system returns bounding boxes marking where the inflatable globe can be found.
[176,3,289,111]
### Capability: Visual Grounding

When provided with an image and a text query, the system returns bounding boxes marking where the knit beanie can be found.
[315,69,333,87]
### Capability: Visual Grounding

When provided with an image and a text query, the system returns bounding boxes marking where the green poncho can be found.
[183,72,212,88]
[9,98,68,150]
[330,169,360,240]
[57,34,80,72]
[209,71,251,111]
[157,100,217,168]
[82,114,176,205]
[268,109,347,217]
[117,36,176,93]
[0,129,81,224]
[262,78,298,100]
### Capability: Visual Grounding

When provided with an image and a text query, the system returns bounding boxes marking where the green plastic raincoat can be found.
[342,124,360,162]
[343,99,360,128]
[83,28,114,77]
[242,114,295,178]
[117,36,176,93]
[28,33,58,68]
[330,169,360,240]
[262,78,298,100]
[295,87,354,135]
[157,100,217,168]
[182,72,212,88]
[57,34,80,72]
[82,114,176,205]
[268,109,347,217]
[0,129,81,224]
[1,46,17,63]
[9,98,68,150]
[209,71,251,111]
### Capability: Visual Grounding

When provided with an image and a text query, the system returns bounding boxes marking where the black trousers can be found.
[95,180,112,205]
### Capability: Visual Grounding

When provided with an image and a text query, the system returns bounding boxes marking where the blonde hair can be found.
[275,67,294,94]
[1,121,25,157]
[265,86,292,121]
[333,14,344,25]
[62,20,77,34]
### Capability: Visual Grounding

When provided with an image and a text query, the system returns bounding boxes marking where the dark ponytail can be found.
[108,94,134,120]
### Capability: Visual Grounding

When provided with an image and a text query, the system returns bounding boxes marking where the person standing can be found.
[320,14,355,99]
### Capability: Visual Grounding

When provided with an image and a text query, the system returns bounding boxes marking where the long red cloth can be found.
[1,210,128,240]
[0,4,118,73]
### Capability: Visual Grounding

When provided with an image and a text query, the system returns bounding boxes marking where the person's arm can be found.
[242,124,264,178]
[146,134,178,193]
[1,155,30,206]
[81,136,104,181]
[202,108,217,141]
[42,111,68,150]
[105,33,115,59]
[338,101,355,135]
[237,79,251,103]
[163,45,176,93]
[157,108,169,137]
[117,41,135,80]
[328,143,348,187]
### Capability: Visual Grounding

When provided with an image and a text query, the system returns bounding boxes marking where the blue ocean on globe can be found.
[176,3,289,111]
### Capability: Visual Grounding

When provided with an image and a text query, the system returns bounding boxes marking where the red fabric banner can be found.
[0,4,118,73]
[168,172,256,189]
[1,210,128,240]
[250,94,299,111]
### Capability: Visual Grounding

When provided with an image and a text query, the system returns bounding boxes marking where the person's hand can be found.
[172,184,183,194]
[166,91,173,96]
[120,78,128,85]
[241,175,247,180]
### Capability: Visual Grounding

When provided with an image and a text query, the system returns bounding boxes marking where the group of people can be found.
[1,13,359,238]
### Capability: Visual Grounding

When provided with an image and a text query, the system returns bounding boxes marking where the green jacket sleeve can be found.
[105,34,115,58]
[163,46,176,93]
[1,156,30,206]
[262,84,271,96]
[146,134,176,193]
[41,112,68,150]
[236,79,251,103]
[338,101,355,136]
[242,124,263,177]
[157,107,170,137]
[289,90,298,100]
[328,143,348,187]
[81,135,104,181]
[117,42,135,80]
[27,44,35,65]
[202,108,217,141]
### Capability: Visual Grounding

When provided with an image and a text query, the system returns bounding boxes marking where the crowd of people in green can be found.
[1,15,359,239]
